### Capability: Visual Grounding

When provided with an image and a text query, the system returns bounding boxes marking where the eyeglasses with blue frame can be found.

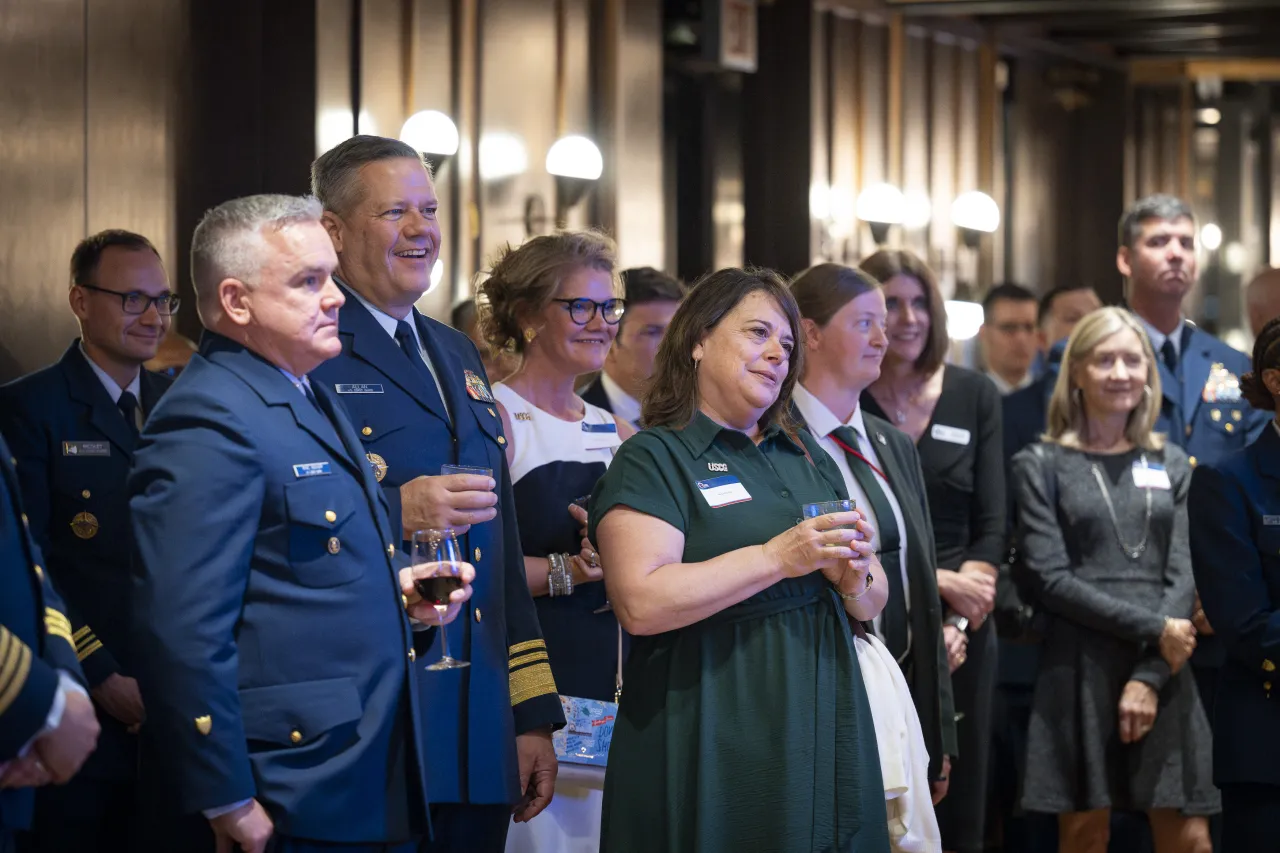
[551,297,626,326]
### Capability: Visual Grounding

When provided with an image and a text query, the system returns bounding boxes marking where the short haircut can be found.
[859,249,950,375]
[70,229,160,289]
[1037,283,1096,326]
[790,263,880,327]
[311,134,428,217]
[1118,194,1194,249]
[190,194,323,323]
[452,298,477,332]
[981,282,1037,322]
[477,230,620,356]
[620,267,685,308]
[644,266,802,434]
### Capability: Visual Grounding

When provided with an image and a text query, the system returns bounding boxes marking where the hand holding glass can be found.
[571,495,611,613]
[410,528,470,670]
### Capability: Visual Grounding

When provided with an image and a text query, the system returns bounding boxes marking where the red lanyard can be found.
[828,434,889,483]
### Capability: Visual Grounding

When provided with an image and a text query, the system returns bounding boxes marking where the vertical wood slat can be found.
[887,13,903,188]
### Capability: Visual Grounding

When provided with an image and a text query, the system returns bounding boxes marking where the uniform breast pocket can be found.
[240,677,363,753]
[469,400,506,447]
[283,479,361,587]
[1200,406,1247,441]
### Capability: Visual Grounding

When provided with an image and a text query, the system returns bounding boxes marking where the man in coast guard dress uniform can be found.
[126,194,474,853]
[0,435,101,853]
[1118,195,1269,720]
[308,136,563,853]
[0,230,176,852]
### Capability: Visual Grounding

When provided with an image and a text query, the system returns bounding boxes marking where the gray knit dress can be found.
[1012,441,1219,815]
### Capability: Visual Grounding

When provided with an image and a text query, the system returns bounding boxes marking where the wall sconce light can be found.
[903,189,933,231]
[546,135,603,227]
[399,110,460,175]
[944,299,985,341]
[1200,223,1223,251]
[951,191,1000,248]
[856,183,906,245]
[479,132,529,182]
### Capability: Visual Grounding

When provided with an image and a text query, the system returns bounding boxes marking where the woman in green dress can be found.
[588,267,893,852]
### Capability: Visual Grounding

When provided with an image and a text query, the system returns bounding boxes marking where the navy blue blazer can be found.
[0,434,85,834]
[310,288,563,806]
[1189,423,1280,786]
[127,333,429,843]
[0,342,172,778]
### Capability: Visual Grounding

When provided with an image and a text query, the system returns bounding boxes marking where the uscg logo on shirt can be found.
[707,462,728,472]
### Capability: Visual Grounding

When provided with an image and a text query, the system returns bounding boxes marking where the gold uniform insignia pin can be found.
[70,511,99,539]
[195,715,212,735]
[464,370,495,402]
[366,452,388,482]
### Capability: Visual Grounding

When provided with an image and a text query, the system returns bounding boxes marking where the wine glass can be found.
[572,494,612,614]
[410,528,470,670]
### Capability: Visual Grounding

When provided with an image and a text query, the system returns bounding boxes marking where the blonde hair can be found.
[1044,306,1165,451]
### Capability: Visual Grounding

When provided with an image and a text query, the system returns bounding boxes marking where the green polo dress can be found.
[588,412,891,853]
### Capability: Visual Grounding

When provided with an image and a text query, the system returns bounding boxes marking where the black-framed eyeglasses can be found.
[552,297,625,326]
[79,284,180,316]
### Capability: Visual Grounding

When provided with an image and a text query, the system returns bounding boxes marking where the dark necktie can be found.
[117,390,140,440]
[832,425,909,661]
[1161,338,1178,373]
[395,320,448,418]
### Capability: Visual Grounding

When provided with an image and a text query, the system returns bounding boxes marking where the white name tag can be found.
[334,383,384,394]
[1132,462,1171,490]
[696,475,752,508]
[1264,515,1280,527]
[930,424,971,446]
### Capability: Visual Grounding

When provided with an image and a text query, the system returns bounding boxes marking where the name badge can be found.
[62,441,110,457]
[1132,461,1171,490]
[292,462,332,478]
[334,383,384,394]
[582,422,618,434]
[930,424,971,446]
[696,475,752,508]
[1264,515,1280,527]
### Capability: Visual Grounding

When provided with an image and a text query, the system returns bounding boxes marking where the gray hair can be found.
[190,193,323,323]
[1118,194,1195,249]
[311,134,429,217]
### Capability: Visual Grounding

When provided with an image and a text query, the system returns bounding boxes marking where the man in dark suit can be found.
[0,229,175,852]
[0,434,100,853]
[127,194,474,853]
[308,135,563,853]
[580,267,684,428]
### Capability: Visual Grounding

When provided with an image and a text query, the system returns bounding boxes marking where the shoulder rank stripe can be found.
[0,628,34,715]
[509,650,549,670]
[44,609,73,645]
[509,661,558,706]
[72,626,93,643]
[508,639,547,657]
[76,640,104,662]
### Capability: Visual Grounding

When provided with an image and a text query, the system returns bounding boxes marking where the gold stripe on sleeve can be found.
[509,661,558,706]
[508,639,547,657]
[0,634,33,716]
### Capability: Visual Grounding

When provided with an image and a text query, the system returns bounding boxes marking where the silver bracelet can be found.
[548,553,575,597]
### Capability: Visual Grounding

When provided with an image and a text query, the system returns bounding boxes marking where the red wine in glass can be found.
[414,575,463,605]
[410,528,470,670]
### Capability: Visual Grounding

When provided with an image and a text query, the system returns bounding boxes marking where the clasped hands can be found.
[763,510,880,601]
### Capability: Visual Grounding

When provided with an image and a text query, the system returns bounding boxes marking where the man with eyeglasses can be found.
[308,136,563,853]
[0,229,177,852]
[978,282,1040,395]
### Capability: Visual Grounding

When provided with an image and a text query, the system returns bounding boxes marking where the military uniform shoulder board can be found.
[464,370,495,402]
[1201,362,1243,404]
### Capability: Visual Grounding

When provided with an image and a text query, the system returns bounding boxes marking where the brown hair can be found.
[859,249,949,375]
[643,266,803,434]
[1045,306,1165,451]
[790,263,880,326]
[476,229,621,356]
[1241,315,1280,411]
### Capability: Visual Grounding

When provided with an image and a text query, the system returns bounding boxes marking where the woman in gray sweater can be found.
[1011,306,1217,853]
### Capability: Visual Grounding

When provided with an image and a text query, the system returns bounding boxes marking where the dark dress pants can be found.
[420,803,512,853]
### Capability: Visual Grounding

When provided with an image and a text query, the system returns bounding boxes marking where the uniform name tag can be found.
[930,424,971,446]
[582,422,618,433]
[334,383,384,394]
[62,441,110,457]
[1264,516,1280,527]
[292,462,332,478]
[696,475,752,508]
[1132,461,1171,490]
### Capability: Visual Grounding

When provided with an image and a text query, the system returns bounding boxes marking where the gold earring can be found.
[523,327,537,344]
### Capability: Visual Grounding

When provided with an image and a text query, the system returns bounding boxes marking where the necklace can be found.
[879,379,925,425]
[1090,453,1152,561]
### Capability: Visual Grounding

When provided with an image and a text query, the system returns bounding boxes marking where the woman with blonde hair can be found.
[1012,306,1217,853]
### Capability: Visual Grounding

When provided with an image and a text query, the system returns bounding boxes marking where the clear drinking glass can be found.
[410,528,470,670]
[801,499,857,525]
[440,463,493,479]
[572,494,612,614]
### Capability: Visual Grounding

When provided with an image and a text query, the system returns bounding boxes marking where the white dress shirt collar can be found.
[1138,315,1186,360]
[79,342,141,405]
[600,370,642,427]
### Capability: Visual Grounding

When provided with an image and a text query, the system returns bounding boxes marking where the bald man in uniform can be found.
[1246,268,1280,338]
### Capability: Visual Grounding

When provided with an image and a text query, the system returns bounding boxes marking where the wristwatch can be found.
[944,613,970,632]
[836,571,874,602]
